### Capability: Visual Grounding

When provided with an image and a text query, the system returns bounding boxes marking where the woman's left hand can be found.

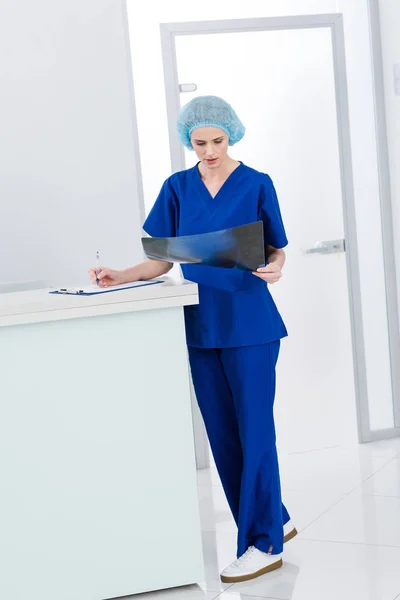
[252,262,282,284]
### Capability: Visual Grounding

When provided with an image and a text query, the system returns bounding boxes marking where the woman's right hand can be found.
[88,266,126,288]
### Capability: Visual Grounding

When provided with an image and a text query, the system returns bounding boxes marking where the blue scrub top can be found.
[143,162,288,348]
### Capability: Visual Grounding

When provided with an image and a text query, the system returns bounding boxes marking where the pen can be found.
[95,251,100,286]
[59,288,84,295]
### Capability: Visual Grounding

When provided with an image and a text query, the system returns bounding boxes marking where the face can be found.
[190,127,229,169]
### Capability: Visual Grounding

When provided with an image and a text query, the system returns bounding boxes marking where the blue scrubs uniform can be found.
[144,162,291,556]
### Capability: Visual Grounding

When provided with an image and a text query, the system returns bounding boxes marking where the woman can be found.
[89,96,296,583]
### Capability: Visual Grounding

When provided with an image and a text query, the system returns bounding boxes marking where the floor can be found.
[131,437,400,600]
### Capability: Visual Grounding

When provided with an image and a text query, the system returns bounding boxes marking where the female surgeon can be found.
[89,96,296,584]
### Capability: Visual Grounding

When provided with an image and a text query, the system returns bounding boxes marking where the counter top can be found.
[0,278,198,327]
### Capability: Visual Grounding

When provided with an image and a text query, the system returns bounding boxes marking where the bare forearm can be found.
[267,247,286,268]
[121,260,173,283]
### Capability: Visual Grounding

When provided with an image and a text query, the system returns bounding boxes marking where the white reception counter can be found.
[0,279,204,599]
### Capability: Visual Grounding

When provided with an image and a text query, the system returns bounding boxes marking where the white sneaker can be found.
[220,546,283,583]
[283,519,298,543]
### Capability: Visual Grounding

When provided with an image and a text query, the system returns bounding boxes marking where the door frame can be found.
[367,0,400,430]
[160,13,382,445]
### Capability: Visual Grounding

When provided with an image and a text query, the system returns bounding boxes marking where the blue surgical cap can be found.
[177,95,246,150]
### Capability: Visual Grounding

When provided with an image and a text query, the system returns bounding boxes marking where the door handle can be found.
[304,239,346,255]
[179,83,198,93]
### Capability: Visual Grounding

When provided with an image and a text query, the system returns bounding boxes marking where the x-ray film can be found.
[142,221,265,271]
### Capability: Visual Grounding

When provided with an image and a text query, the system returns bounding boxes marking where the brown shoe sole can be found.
[220,528,297,584]
[221,557,283,583]
[284,527,298,544]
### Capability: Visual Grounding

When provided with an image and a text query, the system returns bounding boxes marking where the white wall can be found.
[0,0,144,287]
[126,0,394,434]
[0,0,394,434]
[379,0,400,318]
[336,0,393,430]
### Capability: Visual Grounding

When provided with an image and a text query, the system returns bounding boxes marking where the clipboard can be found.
[49,280,164,296]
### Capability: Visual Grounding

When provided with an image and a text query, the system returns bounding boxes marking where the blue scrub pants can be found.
[188,341,290,558]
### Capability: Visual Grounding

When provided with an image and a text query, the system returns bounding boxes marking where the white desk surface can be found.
[0,278,198,327]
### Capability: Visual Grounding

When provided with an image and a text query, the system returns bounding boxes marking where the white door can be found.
[167,25,359,454]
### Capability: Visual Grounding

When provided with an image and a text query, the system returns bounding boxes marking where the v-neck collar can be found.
[194,161,244,203]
